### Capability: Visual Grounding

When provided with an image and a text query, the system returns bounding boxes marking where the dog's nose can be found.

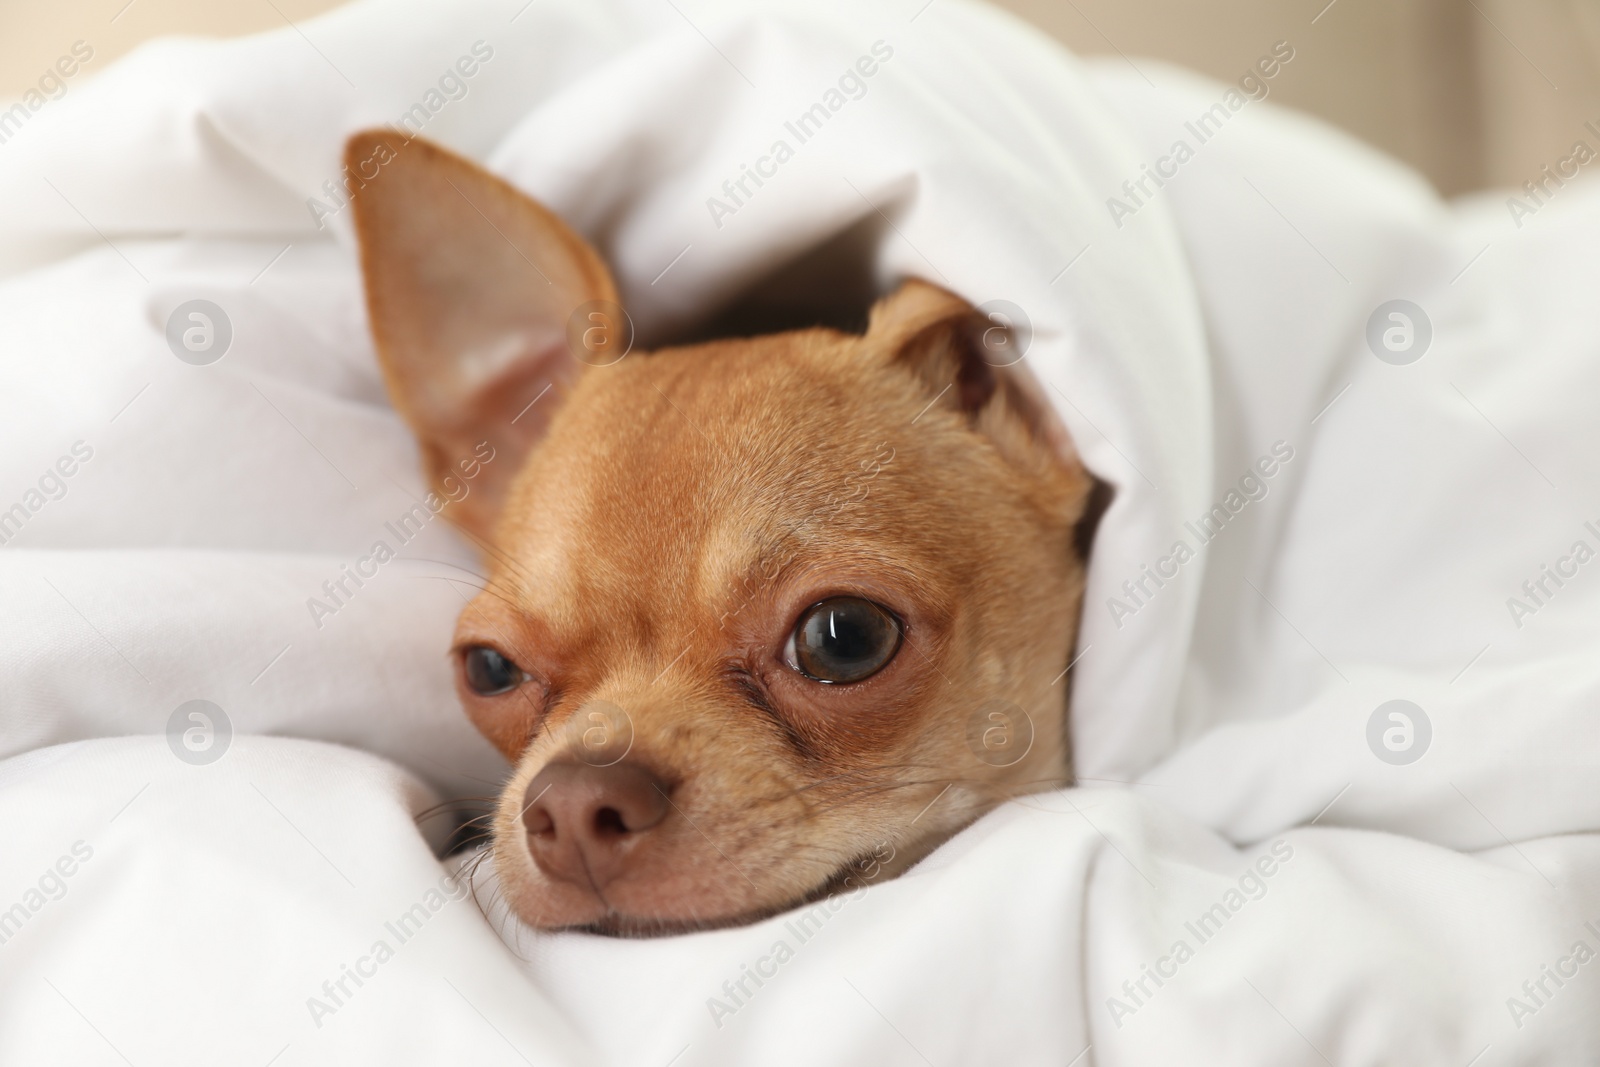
[521,761,670,890]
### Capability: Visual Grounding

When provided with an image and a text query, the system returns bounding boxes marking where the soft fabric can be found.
[2,0,1598,1063]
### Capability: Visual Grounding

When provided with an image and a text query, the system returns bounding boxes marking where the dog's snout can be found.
[521,761,670,890]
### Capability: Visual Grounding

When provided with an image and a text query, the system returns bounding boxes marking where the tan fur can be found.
[348,131,1092,935]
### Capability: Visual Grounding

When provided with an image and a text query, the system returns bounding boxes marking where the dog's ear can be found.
[867,279,1089,521]
[347,130,620,544]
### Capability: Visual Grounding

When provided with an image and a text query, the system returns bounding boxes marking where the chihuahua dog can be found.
[347,130,1094,936]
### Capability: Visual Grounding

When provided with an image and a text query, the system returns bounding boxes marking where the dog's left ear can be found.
[867,280,1089,522]
[346,130,620,543]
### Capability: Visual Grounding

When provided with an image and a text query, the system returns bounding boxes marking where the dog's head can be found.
[348,131,1094,935]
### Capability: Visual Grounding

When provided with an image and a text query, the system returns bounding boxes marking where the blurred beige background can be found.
[1,0,1594,195]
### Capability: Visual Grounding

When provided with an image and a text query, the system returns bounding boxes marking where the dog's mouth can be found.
[560,845,899,939]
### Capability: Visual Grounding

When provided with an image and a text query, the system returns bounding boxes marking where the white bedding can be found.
[3,0,1600,1063]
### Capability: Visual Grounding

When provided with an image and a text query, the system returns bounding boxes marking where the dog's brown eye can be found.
[462,646,525,695]
[788,597,901,684]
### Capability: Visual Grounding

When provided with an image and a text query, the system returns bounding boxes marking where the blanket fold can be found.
[3,0,1598,1062]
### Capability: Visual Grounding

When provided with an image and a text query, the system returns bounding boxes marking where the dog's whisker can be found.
[394,555,492,581]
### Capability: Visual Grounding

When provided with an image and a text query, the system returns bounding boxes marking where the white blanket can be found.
[4,0,1599,1063]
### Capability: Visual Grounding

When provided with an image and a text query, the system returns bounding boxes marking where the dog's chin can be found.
[534,851,883,940]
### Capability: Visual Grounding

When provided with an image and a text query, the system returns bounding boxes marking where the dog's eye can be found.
[462,646,525,695]
[787,597,901,684]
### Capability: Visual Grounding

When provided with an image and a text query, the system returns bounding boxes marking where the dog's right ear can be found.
[346,130,620,544]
